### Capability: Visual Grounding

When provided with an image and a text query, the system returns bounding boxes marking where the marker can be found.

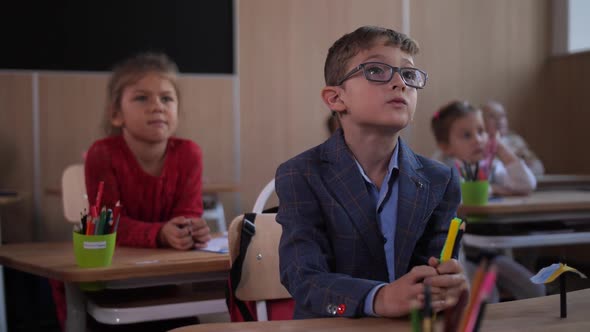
[444,288,469,332]
[451,222,466,259]
[112,201,121,233]
[458,259,489,332]
[411,301,422,332]
[103,209,112,235]
[96,206,106,235]
[422,284,432,332]
[112,202,122,233]
[95,181,104,211]
[464,265,497,332]
[86,206,97,235]
[440,218,462,262]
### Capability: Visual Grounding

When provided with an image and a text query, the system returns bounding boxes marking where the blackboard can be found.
[0,0,233,73]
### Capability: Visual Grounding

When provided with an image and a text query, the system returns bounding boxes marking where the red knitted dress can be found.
[50,135,203,329]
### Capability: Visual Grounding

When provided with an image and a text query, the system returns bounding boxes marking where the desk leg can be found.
[0,266,6,332]
[65,283,86,332]
[0,214,6,332]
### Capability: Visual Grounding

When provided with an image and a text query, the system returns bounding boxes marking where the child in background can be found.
[482,100,545,176]
[431,100,536,196]
[276,26,467,319]
[50,53,211,330]
[431,100,544,302]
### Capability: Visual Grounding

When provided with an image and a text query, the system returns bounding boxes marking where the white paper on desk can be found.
[199,235,229,253]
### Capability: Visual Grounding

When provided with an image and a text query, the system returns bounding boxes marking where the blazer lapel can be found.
[394,140,430,279]
[320,130,385,261]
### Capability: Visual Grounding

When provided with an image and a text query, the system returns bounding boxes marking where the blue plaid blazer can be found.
[275,129,461,319]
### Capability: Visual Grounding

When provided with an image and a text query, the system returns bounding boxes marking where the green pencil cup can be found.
[73,232,117,291]
[460,180,489,206]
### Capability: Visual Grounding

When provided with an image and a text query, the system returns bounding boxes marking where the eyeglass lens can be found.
[363,63,425,88]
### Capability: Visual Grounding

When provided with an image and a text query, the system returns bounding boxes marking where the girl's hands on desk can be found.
[425,257,469,312]
[189,217,211,249]
[158,217,210,250]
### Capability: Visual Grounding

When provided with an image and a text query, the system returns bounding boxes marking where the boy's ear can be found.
[321,86,347,114]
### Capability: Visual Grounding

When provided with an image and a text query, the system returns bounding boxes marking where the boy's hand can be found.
[188,217,211,249]
[373,265,439,317]
[158,216,196,250]
[425,257,469,312]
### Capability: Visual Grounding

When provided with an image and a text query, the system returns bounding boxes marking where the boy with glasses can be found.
[275,26,467,319]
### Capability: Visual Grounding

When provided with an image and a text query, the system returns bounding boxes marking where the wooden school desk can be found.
[170,288,590,332]
[458,189,590,250]
[0,242,230,332]
[536,174,590,190]
[45,183,240,198]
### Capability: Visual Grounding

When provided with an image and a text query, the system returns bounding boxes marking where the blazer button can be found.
[337,304,346,315]
[326,304,337,315]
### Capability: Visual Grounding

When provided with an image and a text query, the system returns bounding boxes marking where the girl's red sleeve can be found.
[171,140,204,219]
[84,140,164,248]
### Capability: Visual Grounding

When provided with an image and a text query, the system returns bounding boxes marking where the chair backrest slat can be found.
[62,164,88,223]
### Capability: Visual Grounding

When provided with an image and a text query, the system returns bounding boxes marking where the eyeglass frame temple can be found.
[336,65,364,86]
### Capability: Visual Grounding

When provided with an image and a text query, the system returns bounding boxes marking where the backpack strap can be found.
[227,213,257,321]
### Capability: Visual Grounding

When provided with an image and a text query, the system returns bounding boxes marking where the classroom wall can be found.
[0,74,34,242]
[2,0,574,243]
[530,51,590,174]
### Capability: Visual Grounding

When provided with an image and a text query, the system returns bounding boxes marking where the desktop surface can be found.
[0,242,230,282]
[170,288,590,332]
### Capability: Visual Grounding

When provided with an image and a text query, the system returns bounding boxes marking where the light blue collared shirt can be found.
[355,141,400,316]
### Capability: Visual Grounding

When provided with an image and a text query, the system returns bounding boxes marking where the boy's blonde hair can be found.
[431,100,480,144]
[104,52,180,135]
[324,26,420,86]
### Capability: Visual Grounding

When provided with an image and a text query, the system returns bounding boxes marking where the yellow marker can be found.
[440,217,462,262]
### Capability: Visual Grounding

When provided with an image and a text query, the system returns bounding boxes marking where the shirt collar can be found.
[354,139,400,185]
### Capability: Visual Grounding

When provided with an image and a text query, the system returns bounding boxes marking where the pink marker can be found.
[464,265,497,332]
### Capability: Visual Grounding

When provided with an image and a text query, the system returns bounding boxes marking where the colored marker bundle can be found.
[456,137,498,182]
[411,218,466,332]
[73,181,122,235]
[456,161,488,182]
[411,218,495,332]
[410,283,434,332]
[456,259,498,332]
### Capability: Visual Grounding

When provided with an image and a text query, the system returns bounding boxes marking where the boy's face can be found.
[335,43,418,133]
[483,106,508,136]
[440,112,488,163]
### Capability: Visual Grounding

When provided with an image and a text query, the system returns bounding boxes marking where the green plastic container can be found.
[73,232,116,268]
[73,232,116,291]
[460,180,489,206]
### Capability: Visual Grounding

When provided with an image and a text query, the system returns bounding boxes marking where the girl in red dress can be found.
[51,53,211,330]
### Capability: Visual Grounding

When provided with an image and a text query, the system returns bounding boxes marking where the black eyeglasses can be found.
[337,62,428,89]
